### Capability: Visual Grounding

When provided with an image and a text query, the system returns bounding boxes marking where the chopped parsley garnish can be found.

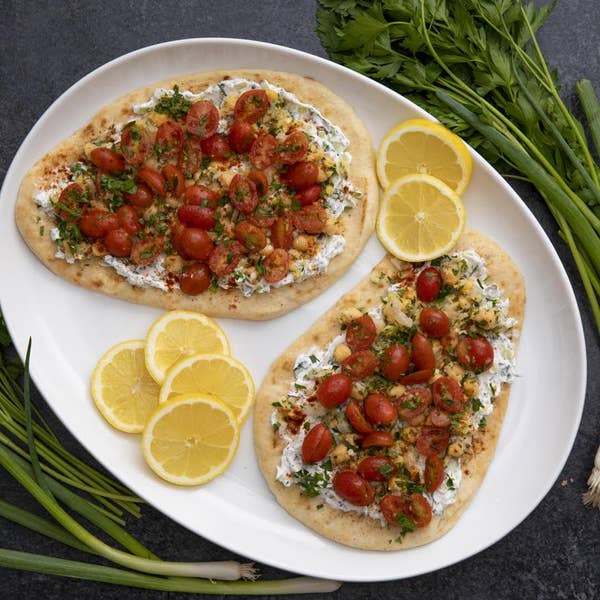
[446,475,455,490]
[309,354,318,363]
[154,85,192,120]
[394,514,416,539]
[294,469,331,497]
[471,397,483,412]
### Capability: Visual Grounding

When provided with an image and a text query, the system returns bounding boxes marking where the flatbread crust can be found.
[15,70,378,320]
[254,229,525,550]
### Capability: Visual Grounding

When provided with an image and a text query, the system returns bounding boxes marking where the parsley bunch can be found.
[317,0,600,334]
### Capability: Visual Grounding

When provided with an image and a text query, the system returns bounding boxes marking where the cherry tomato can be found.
[380,495,410,526]
[178,205,216,230]
[429,408,451,428]
[90,147,125,174]
[364,393,397,426]
[278,130,308,164]
[56,183,85,221]
[103,228,132,257]
[208,241,244,276]
[432,377,464,414]
[234,89,270,123]
[415,427,450,457]
[285,161,319,190]
[120,125,152,166]
[344,400,374,434]
[179,262,211,295]
[137,167,167,197]
[424,455,444,493]
[229,174,258,214]
[361,431,394,448]
[116,205,140,235]
[201,134,232,160]
[161,165,185,197]
[406,493,433,528]
[411,333,436,371]
[416,267,443,302]
[179,228,214,261]
[228,120,256,153]
[235,221,267,252]
[456,335,494,372]
[123,182,154,208]
[301,423,332,464]
[293,205,328,233]
[380,344,410,381]
[248,170,269,196]
[78,209,119,238]
[155,120,184,163]
[396,388,432,422]
[357,456,397,482]
[316,373,352,409]
[185,100,219,138]
[296,184,321,206]
[271,215,293,249]
[250,134,278,169]
[183,185,219,209]
[250,211,277,228]
[179,136,203,176]
[400,369,433,385]
[419,307,450,338]
[264,249,289,283]
[342,350,379,380]
[131,236,163,266]
[170,222,187,258]
[333,471,374,507]
[345,315,377,352]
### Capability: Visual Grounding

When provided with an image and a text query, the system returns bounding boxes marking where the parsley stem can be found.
[576,79,600,161]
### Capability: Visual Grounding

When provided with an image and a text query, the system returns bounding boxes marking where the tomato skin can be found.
[235,221,267,252]
[183,185,219,209]
[411,333,436,370]
[185,101,219,138]
[124,182,154,208]
[179,228,214,261]
[137,167,167,197]
[271,215,294,249]
[456,335,494,372]
[228,120,256,153]
[432,377,464,414]
[229,174,258,214]
[357,456,397,482]
[381,492,432,528]
[316,373,352,409]
[292,205,328,233]
[278,130,308,164]
[342,350,379,381]
[424,455,444,493]
[361,431,394,448]
[345,315,377,352]
[249,211,277,228]
[179,262,211,295]
[234,89,270,123]
[179,136,203,175]
[78,209,119,238]
[396,388,432,422]
[155,120,184,162]
[364,393,397,426]
[419,307,450,338]
[285,161,319,190]
[400,369,433,385]
[301,423,333,464]
[407,493,433,528]
[104,228,132,257]
[161,165,186,197]
[345,400,374,434]
[296,184,321,206]
[380,344,410,381]
[131,236,163,266]
[116,205,140,235]
[178,205,216,230]
[380,495,410,526]
[416,267,443,302]
[201,133,232,160]
[249,134,278,169]
[333,471,374,507]
[120,126,152,166]
[90,147,125,174]
[429,408,451,428]
[248,170,269,196]
[415,427,450,457]
[207,241,244,276]
[56,183,85,221]
[264,249,290,283]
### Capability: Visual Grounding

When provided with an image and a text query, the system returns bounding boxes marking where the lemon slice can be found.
[145,310,230,384]
[91,340,160,433]
[376,118,472,194]
[142,394,239,485]
[376,173,466,262]
[159,354,255,424]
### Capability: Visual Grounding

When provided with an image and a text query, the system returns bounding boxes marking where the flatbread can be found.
[15,70,378,320]
[254,229,525,550]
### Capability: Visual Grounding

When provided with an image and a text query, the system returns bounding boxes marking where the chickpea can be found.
[460,279,474,294]
[260,244,274,256]
[164,255,185,273]
[340,307,362,323]
[333,343,352,363]
[401,427,419,444]
[350,383,367,400]
[331,444,350,465]
[292,234,310,252]
[288,249,301,259]
[474,309,497,329]
[448,440,465,458]
[441,264,459,286]
[389,384,406,399]
[445,363,465,383]
[463,378,480,398]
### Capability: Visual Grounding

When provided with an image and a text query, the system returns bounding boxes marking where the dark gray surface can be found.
[1,1,599,598]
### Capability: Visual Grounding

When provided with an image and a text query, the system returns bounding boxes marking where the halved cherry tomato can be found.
[178,205,216,230]
[137,167,167,197]
[201,134,231,160]
[162,164,185,197]
[316,373,352,409]
[120,125,152,166]
[56,183,85,221]
[396,388,432,422]
[424,455,444,493]
[411,333,436,371]
[179,228,214,261]
[419,307,450,338]
[170,222,187,258]
[155,120,184,163]
[432,377,464,414]
[346,315,377,351]
[131,236,163,266]
[429,408,451,428]
[380,344,410,381]
[400,369,433,385]
[406,493,433,527]
[104,228,132,257]
[116,205,140,235]
[183,185,219,209]
[234,89,270,123]
[207,241,244,276]
[456,335,494,372]
[124,182,154,208]
[333,471,374,506]
[357,456,397,482]
[185,100,219,138]
[229,174,258,214]
[78,209,119,238]
[179,262,211,295]
[285,161,319,190]
[250,211,277,228]
[248,170,269,196]
[380,495,410,526]
[264,249,289,283]
[416,267,443,302]
[179,136,203,175]
[271,215,293,249]
[293,205,328,233]
[361,431,394,448]
[249,134,278,169]
[235,221,267,252]
[90,147,125,174]
[296,184,321,206]
[415,427,450,457]
[228,120,255,153]
[278,130,308,164]
[364,393,397,426]
[301,423,332,464]
[342,350,379,380]
[345,400,374,434]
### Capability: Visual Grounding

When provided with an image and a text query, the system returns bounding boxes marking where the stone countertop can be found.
[0,1,599,598]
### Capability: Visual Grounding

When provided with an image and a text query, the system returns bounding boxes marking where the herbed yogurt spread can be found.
[33,78,362,297]
[270,250,518,539]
